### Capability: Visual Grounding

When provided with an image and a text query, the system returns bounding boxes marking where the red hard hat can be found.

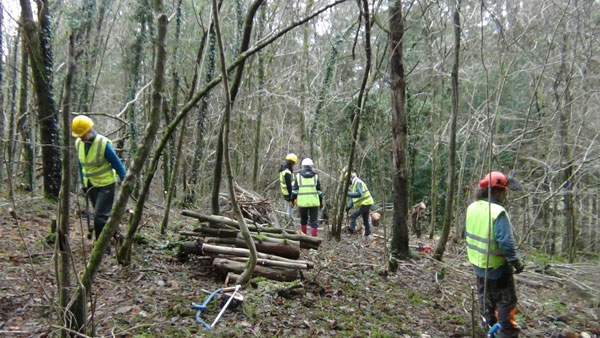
[478,171,522,191]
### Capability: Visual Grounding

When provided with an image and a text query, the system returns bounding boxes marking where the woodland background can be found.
[0,0,599,336]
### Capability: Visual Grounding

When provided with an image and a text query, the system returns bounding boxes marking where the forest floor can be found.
[1,195,599,337]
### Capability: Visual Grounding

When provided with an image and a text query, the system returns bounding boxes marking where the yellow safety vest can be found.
[280,168,293,196]
[76,135,117,187]
[465,200,508,268]
[296,174,320,207]
[351,178,374,207]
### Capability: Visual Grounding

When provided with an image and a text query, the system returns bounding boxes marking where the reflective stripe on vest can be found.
[280,168,292,196]
[76,135,117,187]
[352,178,374,207]
[296,174,319,207]
[465,200,508,268]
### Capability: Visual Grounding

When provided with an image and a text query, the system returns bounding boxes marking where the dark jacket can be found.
[291,166,322,205]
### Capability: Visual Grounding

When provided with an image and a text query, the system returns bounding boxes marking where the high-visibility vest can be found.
[296,174,320,207]
[465,200,508,268]
[352,178,374,207]
[280,168,293,196]
[76,135,117,187]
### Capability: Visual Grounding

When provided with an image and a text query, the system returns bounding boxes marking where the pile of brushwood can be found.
[178,209,321,283]
[218,183,278,226]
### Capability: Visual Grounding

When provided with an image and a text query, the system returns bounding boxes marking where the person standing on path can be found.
[71,115,126,252]
[466,171,524,338]
[291,158,322,237]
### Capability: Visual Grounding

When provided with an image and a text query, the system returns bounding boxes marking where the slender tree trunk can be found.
[16,40,31,191]
[212,0,258,286]
[389,0,410,262]
[69,11,168,333]
[434,0,460,261]
[75,0,95,113]
[56,34,76,337]
[160,119,186,234]
[429,140,439,239]
[211,0,264,216]
[554,32,576,263]
[20,0,62,199]
[186,25,216,206]
[333,0,372,240]
[124,0,150,170]
[0,0,5,193]
[251,3,266,190]
[6,33,20,195]
[299,0,312,142]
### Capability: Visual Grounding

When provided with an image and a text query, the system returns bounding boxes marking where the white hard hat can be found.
[301,158,314,166]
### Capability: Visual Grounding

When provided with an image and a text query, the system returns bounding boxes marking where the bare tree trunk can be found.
[299,0,312,142]
[56,33,76,337]
[19,0,62,200]
[434,0,460,261]
[212,0,261,286]
[160,119,186,234]
[69,11,168,332]
[186,24,216,206]
[16,39,31,191]
[251,3,266,190]
[0,5,4,189]
[333,0,372,240]
[388,0,410,262]
[6,33,19,196]
[554,32,576,263]
[211,0,264,217]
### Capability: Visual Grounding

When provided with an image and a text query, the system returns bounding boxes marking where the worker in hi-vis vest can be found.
[71,115,126,253]
[345,172,374,237]
[290,158,322,237]
[279,153,297,225]
[466,171,524,338]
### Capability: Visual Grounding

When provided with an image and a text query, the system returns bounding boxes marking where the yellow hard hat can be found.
[71,115,94,138]
[285,153,298,163]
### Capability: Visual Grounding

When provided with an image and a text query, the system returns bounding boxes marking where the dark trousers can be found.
[299,207,319,229]
[476,274,520,337]
[350,205,371,236]
[88,183,116,240]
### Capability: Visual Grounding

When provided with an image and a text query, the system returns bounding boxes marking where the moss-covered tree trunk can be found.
[19,0,62,199]
[388,0,410,262]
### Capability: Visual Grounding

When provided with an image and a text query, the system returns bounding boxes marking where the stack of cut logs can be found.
[179,211,321,282]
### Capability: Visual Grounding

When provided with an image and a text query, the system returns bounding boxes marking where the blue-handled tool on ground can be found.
[193,285,241,329]
[482,316,503,338]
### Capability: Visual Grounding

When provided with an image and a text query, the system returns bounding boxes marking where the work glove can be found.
[345,206,351,212]
[81,186,89,194]
[510,259,524,274]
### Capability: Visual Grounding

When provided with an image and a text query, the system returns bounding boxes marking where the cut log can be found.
[235,233,300,259]
[227,256,308,269]
[213,258,298,282]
